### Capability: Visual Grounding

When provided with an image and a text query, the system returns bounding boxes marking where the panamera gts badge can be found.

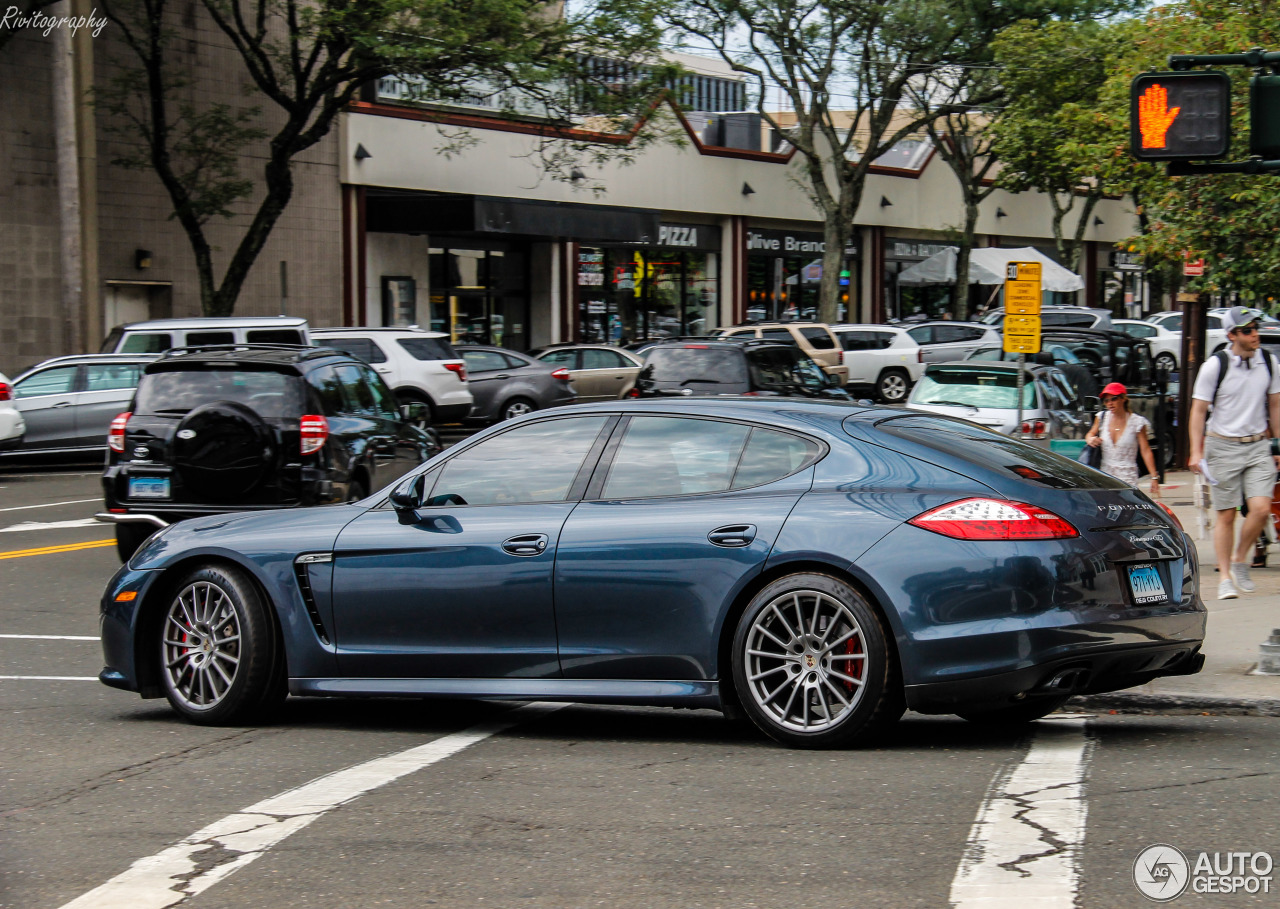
[177,429,197,440]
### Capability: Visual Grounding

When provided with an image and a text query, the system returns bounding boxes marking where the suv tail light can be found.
[108,412,131,453]
[550,367,571,381]
[908,498,1078,540]
[0,381,11,401]
[1020,420,1048,440]
[626,387,640,398]
[444,362,467,382]
[300,415,328,455]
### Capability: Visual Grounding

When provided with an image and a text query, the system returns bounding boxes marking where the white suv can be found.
[311,328,473,424]
[829,324,924,403]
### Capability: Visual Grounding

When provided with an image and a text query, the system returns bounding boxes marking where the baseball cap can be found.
[1101,382,1127,397]
[1223,306,1261,332]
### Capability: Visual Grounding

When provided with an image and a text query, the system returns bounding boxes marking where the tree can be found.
[96,0,669,316]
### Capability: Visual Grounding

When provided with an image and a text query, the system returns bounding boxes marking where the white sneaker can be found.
[1218,579,1239,600]
[1231,563,1256,593]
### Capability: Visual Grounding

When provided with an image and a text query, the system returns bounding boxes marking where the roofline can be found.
[114,316,309,329]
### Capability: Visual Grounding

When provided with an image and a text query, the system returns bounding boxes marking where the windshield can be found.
[912,368,1036,408]
[134,368,300,419]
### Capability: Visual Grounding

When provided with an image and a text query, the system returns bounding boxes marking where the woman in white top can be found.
[1085,381,1160,497]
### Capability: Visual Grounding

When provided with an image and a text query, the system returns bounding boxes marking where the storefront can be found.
[883,238,955,321]
[1098,249,1145,318]
[574,222,721,343]
[744,227,857,323]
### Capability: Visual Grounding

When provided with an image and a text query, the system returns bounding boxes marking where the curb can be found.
[1067,692,1280,717]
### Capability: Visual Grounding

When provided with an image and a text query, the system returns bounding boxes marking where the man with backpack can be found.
[1188,306,1280,599]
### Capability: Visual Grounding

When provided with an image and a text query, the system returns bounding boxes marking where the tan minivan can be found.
[714,323,849,385]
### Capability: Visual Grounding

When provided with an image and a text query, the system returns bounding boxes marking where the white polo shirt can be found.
[1192,350,1280,437]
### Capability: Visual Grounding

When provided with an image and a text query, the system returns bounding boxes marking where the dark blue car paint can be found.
[99,399,1206,715]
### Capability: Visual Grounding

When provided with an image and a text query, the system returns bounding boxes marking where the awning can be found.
[896,246,1085,293]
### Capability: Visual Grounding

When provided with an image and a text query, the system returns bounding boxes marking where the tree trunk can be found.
[953,197,980,320]
[818,217,848,324]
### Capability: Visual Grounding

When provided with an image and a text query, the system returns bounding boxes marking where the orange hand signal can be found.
[1139,84,1180,149]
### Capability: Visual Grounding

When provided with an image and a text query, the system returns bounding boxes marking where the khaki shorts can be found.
[1206,437,1277,511]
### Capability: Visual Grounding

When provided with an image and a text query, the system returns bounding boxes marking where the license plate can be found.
[128,477,170,499]
[1127,563,1168,605]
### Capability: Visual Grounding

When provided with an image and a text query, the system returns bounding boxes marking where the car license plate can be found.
[128,476,170,499]
[1127,563,1168,605]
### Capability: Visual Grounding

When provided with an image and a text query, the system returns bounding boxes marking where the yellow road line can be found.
[0,539,115,560]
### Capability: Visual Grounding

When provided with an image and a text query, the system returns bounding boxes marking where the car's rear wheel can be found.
[1154,352,1177,374]
[876,369,910,404]
[955,695,1071,725]
[115,523,153,562]
[732,573,903,748]
[500,397,536,421]
[158,564,283,725]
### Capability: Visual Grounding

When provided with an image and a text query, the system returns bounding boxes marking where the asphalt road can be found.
[2,467,1279,909]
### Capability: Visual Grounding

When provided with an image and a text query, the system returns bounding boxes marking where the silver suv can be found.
[311,327,473,424]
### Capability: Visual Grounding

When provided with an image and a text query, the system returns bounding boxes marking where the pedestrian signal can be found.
[1130,71,1231,160]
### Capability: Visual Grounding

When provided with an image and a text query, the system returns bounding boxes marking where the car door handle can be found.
[708,524,756,548]
[502,533,548,556]
[494,374,510,380]
[51,401,73,408]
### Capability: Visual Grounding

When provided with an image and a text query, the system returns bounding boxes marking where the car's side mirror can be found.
[400,402,429,425]
[1082,395,1101,412]
[390,474,426,525]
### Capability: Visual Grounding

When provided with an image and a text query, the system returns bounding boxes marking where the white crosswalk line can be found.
[0,498,99,513]
[0,634,99,640]
[950,715,1094,908]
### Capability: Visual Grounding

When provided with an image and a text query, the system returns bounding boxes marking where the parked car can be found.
[712,322,849,385]
[622,336,713,356]
[907,361,1094,442]
[1113,319,1181,373]
[310,327,472,424]
[99,345,440,560]
[1,355,155,460]
[978,305,1112,330]
[903,321,1003,364]
[455,345,577,422]
[529,344,644,402]
[829,324,924,403]
[633,340,850,400]
[1209,306,1278,324]
[1145,311,1228,352]
[97,397,1205,747]
[0,372,24,452]
[100,316,311,354]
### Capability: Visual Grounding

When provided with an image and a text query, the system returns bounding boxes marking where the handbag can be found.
[1078,443,1102,469]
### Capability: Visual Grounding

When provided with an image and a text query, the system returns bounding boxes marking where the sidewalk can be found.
[1070,470,1280,716]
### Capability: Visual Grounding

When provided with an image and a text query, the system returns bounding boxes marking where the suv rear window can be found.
[135,369,301,419]
[799,326,835,348]
[398,337,459,361]
[644,348,748,385]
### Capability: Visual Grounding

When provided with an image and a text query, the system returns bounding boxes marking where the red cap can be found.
[1101,382,1128,397]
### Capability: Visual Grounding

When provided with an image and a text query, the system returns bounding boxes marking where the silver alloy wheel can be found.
[503,400,533,420]
[162,580,242,710]
[879,372,908,402]
[1155,352,1177,373]
[744,589,868,733]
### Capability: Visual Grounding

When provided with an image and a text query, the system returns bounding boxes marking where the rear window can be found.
[643,348,747,385]
[320,337,388,364]
[134,368,301,419]
[877,415,1128,489]
[398,337,459,361]
[799,327,835,349]
[913,368,1035,408]
[247,329,305,344]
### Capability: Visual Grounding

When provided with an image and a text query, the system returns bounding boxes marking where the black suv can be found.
[632,340,851,399]
[100,345,441,559]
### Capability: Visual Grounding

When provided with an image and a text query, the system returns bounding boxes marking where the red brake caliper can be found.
[844,632,863,694]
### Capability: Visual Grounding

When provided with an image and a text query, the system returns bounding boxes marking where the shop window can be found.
[382,277,416,327]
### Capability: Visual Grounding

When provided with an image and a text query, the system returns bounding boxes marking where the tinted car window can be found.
[307,367,347,416]
[84,363,142,391]
[746,347,827,391]
[538,349,578,367]
[838,331,893,351]
[643,348,748,384]
[120,333,171,354]
[134,369,300,418]
[760,328,796,343]
[799,327,835,349]
[603,416,751,498]
[462,350,510,373]
[731,428,823,489]
[15,366,78,397]
[246,329,305,344]
[906,326,934,345]
[398,337,459,361]
[322,337,388,365]
[582,348,628,369]
[934,325,970,343]
[1122,323,1156,339]
[335,364,377,414]
[359,366,400,419]
[185,331,235,347]
[429,416,609,506]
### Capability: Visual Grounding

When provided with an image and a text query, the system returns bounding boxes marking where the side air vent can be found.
[293,554,331,643]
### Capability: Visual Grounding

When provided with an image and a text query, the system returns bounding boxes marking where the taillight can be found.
[300,414,328,455]
[626,387,640,398]
[837,350,844,365]
[917,349,923,363]
[550,367,571,381]
[1158,502,1183,530]
[108,412,131,453]
[1020,420,1048,440]
[444,362,467,382]
[0,382,11,401]
[907,498,1078,540]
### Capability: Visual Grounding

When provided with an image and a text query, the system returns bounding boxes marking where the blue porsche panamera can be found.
[98,399,1206,748]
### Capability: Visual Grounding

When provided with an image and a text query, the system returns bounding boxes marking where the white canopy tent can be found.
[896,246,1085,293]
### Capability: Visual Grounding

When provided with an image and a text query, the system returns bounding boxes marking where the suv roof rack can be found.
[161,343,323,359]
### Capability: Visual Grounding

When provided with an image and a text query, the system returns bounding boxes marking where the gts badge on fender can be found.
[177,429,197,440]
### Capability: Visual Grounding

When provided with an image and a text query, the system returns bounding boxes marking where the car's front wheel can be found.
[1154,352,1177,374]
[158,564,284,725]
[731,573,903,748]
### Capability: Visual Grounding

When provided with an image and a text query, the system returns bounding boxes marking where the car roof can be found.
[903,320,993,329]
[114,316,309,330]
[533,396,884,424]
[311,326,448,338]
[19,353,158,371]
[830,323,907,332]
[646,339,793,351]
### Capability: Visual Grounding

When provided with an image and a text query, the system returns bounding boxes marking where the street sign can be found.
[1184,258,1206,276]
[1130,71,1231,161]
[1003,261,1043,354]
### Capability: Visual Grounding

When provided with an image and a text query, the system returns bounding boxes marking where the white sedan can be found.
[1113,319,1183,373]
[1145,311,1229,357]
[0,372,25,452]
